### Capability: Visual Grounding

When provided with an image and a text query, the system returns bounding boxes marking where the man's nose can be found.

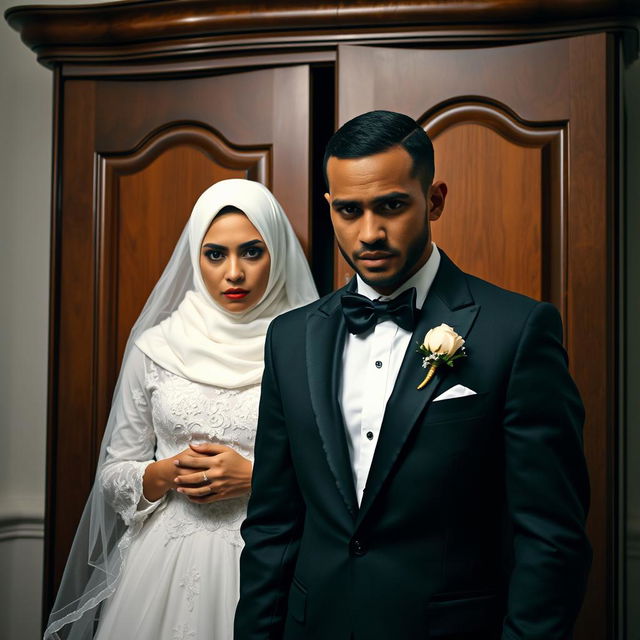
[225,256,244,282]
[358,211,386,245]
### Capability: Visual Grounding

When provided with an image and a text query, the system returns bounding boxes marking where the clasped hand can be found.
[143,443,252,504]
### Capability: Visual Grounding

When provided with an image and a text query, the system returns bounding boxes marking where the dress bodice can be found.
[100,348,260,548]
[146,358,258,462]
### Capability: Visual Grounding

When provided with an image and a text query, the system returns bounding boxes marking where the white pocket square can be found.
[432,384,477,402]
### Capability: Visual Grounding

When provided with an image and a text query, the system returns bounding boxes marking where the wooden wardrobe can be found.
[6,1,639,637]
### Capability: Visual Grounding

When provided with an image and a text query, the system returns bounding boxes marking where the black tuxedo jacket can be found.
[235,252,591,640]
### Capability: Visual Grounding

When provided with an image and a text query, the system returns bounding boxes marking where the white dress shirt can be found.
[339,243,441,505]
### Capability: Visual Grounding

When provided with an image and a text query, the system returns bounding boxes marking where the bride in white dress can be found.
[44,179,318,640]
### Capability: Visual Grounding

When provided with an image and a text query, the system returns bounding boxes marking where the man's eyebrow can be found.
[330,198,360,209]
[371,191,411,206]
[331,192,411,209]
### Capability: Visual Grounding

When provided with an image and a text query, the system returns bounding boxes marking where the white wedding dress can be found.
[94,346,259,640]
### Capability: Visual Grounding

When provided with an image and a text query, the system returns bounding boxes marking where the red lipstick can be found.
[223,288,249,300]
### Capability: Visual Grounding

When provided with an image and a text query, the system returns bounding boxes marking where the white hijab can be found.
[135,178,317,387]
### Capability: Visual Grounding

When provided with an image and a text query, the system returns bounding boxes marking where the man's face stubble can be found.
[324,145,445,296]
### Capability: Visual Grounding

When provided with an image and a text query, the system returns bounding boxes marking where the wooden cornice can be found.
[5,0,640,68]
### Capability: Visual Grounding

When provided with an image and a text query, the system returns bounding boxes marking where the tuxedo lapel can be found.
[356,252,480,526]
[306,285,359,518]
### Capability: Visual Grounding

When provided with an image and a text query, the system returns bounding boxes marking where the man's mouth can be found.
[357,252,395,263]
[223,288,249,299]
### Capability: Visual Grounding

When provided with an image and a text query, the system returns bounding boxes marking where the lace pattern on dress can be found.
[144,358,258,547]
[172,623,196,640]
[101,356,257,549]
[155,492,248,547]
[179,567,201,613]
[100,460,156,527]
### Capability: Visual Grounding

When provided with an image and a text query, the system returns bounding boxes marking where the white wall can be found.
[0,2,108,637]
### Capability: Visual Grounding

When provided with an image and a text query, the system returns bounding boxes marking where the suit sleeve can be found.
[502,302,592,640]
[235,318,306,640]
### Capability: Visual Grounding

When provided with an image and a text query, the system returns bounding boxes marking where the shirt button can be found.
[375,360,383,368]
[366,431,374,440]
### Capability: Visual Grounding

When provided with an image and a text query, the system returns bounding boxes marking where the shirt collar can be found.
[356,242,441,310]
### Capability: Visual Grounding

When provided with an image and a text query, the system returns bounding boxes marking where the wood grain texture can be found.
[427,103,566,310]
[338,40,572,129]
[95,124,269,444]
[335,41,570,305]
[4,0,638,68]
[48,78,98,599]
[431,121,542,300]
[23,2,621,635]
[93,67,309,251]
[336,36,615,639]
[42,65,64,629]
[44,64,311,612]
[567,33,616,640]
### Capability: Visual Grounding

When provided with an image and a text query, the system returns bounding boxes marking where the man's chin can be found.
[357,269,404,291]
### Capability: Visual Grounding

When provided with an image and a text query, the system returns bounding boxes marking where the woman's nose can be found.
[225,256,244,282]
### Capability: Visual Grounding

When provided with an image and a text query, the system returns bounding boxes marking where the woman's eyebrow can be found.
[238,239,265,250]
[202,242,227,251]
[202,239,264,251]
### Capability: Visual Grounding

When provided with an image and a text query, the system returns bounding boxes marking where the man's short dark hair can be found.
[323,110,435,191]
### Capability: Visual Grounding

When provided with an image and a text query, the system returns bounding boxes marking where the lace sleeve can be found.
[100,347,164,527]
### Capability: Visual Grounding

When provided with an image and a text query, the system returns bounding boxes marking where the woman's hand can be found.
[174,443,253,504]
[142,446,211,502]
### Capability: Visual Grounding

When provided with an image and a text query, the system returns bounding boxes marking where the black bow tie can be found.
[341,287,418,335]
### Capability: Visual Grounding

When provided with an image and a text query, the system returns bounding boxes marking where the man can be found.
[235,110,591,639]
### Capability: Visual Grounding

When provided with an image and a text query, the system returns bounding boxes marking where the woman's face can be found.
[199,210,271,313]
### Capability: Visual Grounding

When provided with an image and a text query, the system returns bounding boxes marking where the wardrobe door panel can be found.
[47,65,310,606]
[336,37,613,640]
[335,40,570,305]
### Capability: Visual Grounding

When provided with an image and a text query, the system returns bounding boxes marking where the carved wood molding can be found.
[98,123,270,186]
[5,0,639,69]
[92,123,271,453]
[423,100,567,315]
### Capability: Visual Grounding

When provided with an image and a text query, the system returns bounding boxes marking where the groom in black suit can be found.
[235,110,591,639]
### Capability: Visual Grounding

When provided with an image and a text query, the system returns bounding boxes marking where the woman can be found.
[44,179,318,639]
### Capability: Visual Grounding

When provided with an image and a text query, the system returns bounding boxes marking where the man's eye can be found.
[338,205,361,217]
[382,200,405,212]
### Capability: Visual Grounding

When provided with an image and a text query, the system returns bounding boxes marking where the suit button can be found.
[350,538,367,557]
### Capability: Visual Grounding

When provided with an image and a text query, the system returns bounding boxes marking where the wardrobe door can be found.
[336,37,614,640]
[46,65,310,608]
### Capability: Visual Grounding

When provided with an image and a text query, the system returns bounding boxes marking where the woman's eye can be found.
[204,250,224,261]
[243,247,263,259]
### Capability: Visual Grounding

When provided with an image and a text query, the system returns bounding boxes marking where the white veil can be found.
[44,179,318,639]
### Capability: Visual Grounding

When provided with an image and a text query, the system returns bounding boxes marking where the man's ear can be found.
[324,192,332,207]
[428,181,447,221]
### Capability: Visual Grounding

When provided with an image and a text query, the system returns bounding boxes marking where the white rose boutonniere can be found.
[416,323,467,390]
